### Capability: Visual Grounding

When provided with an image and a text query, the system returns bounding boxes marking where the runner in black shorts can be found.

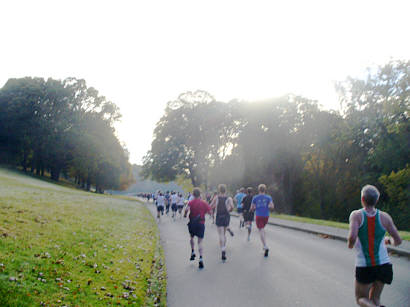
[348,185,402,307]
[242,187,254,241]
[184,188,212,269]
[156,192,165,220]
[210,184,234,261]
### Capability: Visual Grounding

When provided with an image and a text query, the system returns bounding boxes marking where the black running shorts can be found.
[157,205,164,212]
[188,222,205,238]
[243,210,254,222]
[215,214,230,227]
[355,263,393,285]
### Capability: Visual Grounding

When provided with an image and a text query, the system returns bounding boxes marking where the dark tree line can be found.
[0,77,134,192]
[143,60,409,229]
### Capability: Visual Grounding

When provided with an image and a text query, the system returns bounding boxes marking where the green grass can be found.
[0,168,166,306]
[271,213,410,241]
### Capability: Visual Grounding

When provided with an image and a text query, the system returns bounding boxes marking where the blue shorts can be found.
[157,205,164,212]
[188,222,205,238]
[237,207,243,214]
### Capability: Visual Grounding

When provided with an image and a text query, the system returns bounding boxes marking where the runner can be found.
[234,187,246,228]
[156,192,165,220]
[242,187,254,241]
[165,191,171,215]
[170,191,178,219]
[251,184,274,257]
[210,184,234,261]
[347,185,402,307]
[184,187,212,269]
[177,192,185,218]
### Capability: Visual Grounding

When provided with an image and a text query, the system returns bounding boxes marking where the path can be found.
[146,202,410,307]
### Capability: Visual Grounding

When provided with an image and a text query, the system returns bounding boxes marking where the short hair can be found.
[240,187,245,193]
[361,185,380,206]
[247,187,253,194]
[218,184,226,194]
[193,188,201,198]
[258,184,266,193]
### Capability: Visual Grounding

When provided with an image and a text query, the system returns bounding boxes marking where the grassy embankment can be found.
[0,168,166,306]
[271,213,410,241]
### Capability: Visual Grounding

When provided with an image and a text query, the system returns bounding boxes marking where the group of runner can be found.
[152,190,186,219]
[148,183,402,307]
[183,183,274,267]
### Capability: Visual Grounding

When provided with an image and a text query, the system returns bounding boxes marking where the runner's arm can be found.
[183,204,190,218]
[268,201,274,210]
[227,197,234,212]
[347,211,360,248]
[210,195,217,210]
[381,212,402,246]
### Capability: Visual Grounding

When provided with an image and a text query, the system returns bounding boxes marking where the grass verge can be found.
[271,213,410,241]
[0,168,166,306]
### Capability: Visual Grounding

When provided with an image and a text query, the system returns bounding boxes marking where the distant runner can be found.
[242,187,254,241]
[251,184,274,257]
[156,192,165,220]
[177,192,185,218]
[347,185,402,307]
[234,187,246,228]
[210,184,234,261]
[184,187,212,269]
[165,191,171,215]
[171,191,178,219]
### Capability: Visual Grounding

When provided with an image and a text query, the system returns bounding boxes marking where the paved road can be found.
[146,203,410,307]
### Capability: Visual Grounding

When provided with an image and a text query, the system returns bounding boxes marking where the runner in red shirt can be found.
[184,187,212,269]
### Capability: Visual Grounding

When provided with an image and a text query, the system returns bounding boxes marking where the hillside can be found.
[0,168,166,306]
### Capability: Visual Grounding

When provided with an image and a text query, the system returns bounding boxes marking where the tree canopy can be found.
[0,77,134,192]
[143,60,409,229]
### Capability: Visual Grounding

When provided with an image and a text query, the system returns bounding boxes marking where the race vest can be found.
[355,209,389,267]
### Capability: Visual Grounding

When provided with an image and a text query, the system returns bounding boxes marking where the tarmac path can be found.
[146,203,410,307]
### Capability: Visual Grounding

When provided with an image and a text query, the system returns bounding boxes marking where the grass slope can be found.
[0,169,166,306]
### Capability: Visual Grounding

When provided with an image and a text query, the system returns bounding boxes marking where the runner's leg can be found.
[190,235,195,260]
[355,281,376,307]
[369,281,384,306]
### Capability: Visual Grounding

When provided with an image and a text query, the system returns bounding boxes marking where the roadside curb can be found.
[230,213,410,258]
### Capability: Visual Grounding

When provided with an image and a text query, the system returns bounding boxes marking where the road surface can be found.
[146,203,410,307]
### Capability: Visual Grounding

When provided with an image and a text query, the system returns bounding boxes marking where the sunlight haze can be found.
[1,0,409,164]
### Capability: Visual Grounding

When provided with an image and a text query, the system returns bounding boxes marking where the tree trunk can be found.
[50,167,60,181]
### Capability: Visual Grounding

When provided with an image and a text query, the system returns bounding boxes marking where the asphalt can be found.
[144,201,410,307]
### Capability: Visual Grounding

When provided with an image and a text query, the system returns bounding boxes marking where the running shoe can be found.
[228,229,234,237]
[264,248,269,257]
[190,253,196,261]
[221,251,226,261]
[198,260,204,269]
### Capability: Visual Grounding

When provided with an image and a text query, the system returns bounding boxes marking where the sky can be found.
[1,0,409,164]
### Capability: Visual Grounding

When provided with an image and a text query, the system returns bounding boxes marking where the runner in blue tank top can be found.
[348,185,402,307]
[251,184,274,257]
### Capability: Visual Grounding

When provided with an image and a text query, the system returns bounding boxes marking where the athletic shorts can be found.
[177,205,184,209]
[356,263,393,285]
[171,203,177,211]
[188,222,205,238]
[216,214,230,227]
[237,207,243,214]
[157,205,164,212]
[256,216,269,229]
[243,210,254,222]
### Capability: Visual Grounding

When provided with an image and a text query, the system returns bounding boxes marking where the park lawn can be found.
[271,213,410,241]
[0,168,166,306]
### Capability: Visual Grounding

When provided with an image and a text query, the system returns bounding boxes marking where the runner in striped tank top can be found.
[348,185,402,307]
